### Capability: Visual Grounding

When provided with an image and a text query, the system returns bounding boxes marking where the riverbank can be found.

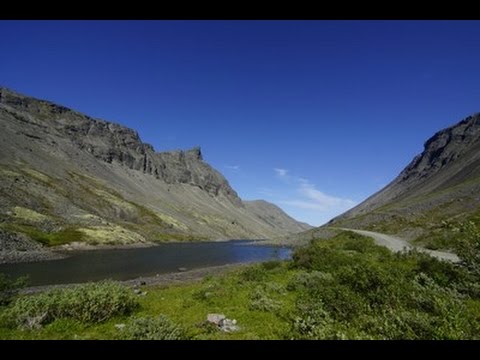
[2,231,478,340]
[20,262,249,295]
[0,250,66,265]
[1,240,290,286]
[0,242,157,265]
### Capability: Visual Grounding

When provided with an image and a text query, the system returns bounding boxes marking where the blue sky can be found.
[1,20,480,226]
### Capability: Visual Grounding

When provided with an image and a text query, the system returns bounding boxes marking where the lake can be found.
[0,240,291,286]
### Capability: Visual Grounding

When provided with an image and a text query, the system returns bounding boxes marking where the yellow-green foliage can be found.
[1,224,84,246]
[79,225,146,245]
[154,213,188,231]
[21,168,52,185]
[11,207,49,223]
[0,168,22,178]
[154,232,206,242]
[90,188,138,214]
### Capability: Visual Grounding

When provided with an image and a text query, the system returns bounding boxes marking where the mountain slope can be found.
[0,87,307,255]
[328,113,480,244]
[243,200,312,235]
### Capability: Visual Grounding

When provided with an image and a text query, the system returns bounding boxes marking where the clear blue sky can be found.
[1,20,480,226]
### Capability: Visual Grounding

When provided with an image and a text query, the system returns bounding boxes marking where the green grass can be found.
[0,224,84,246]
[1,168,203,246]
[411,208,480,250]
[154,232,208,242]
[1,231,479,339]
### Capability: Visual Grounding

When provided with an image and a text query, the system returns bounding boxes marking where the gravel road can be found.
[339,228,460,263]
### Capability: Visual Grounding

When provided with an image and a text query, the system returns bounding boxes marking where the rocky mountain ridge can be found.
[325,113,480,245]
[0,87,311,262]
[0,87,241,206]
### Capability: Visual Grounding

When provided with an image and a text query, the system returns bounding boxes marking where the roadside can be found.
[340,228,460,262]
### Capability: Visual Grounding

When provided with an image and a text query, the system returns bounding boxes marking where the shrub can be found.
[285,231,480,339]
[123,315,188,340]
[455,221,480,278]
[4,280,138,329]
[336,261,402,308]
[310,284,367,322]
[239,265,267,282]
[249,286,281,313]
[287,271,333,291]
[416,254,465,284]
[261,260,283,271]
[291,232,380,272]
[192,282,223,303]
[289,299,372,340]
[264,281,286,294]
[0,273,28,306]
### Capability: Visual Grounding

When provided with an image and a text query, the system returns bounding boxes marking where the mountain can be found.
[327,112,480,246]
[0,87,310,259]
[243,200,312,234]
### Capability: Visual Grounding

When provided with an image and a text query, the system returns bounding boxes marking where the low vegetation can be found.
[1,230,480,339]
[122,315,189,340]
[0,274,28,306]
[0,281,138,330]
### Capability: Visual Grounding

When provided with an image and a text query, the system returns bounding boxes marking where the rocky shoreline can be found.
[20,262,249,295]
[0,250,66,265]
[0,229,66,264]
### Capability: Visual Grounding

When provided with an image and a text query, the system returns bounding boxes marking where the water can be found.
[0,240,291,286]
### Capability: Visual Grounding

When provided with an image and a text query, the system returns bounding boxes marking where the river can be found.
[0,240,291,286]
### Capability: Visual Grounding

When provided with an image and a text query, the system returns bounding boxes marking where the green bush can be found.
[249,286,281,313]
[123,315,188,340]
[455,221,480,278]
[292,232,383,272]
[4,281,138,329]
[192,282,223,303]
[290,299,372,340]
[336,260,403,308]
[263,281,286,294]
[287,271,334,291]
[0,273,28,306]
[286,231,480,339]
[239,265,267,282]
[261,260,283,271]
[291,303,334,339]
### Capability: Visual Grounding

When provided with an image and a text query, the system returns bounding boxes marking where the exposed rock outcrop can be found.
[320,113,480,243]
[0,87,308,260]
[0,87,242,206]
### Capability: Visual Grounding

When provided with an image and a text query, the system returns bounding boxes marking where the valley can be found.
[1,20,480,341]
[1,89,480,340]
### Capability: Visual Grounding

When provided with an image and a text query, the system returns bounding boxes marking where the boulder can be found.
[207,313,225,326]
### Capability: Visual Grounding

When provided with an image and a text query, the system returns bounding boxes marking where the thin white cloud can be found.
[296,180,356,211]
[271,169,356,224]
[274,168,289,178]
[225,165,240,170]
[279,200,329,211]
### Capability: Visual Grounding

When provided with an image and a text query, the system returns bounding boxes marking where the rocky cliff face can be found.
[398,114,480,186]
[0,87,242,206]
[0,87,307,261]
[326,113,480,242]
